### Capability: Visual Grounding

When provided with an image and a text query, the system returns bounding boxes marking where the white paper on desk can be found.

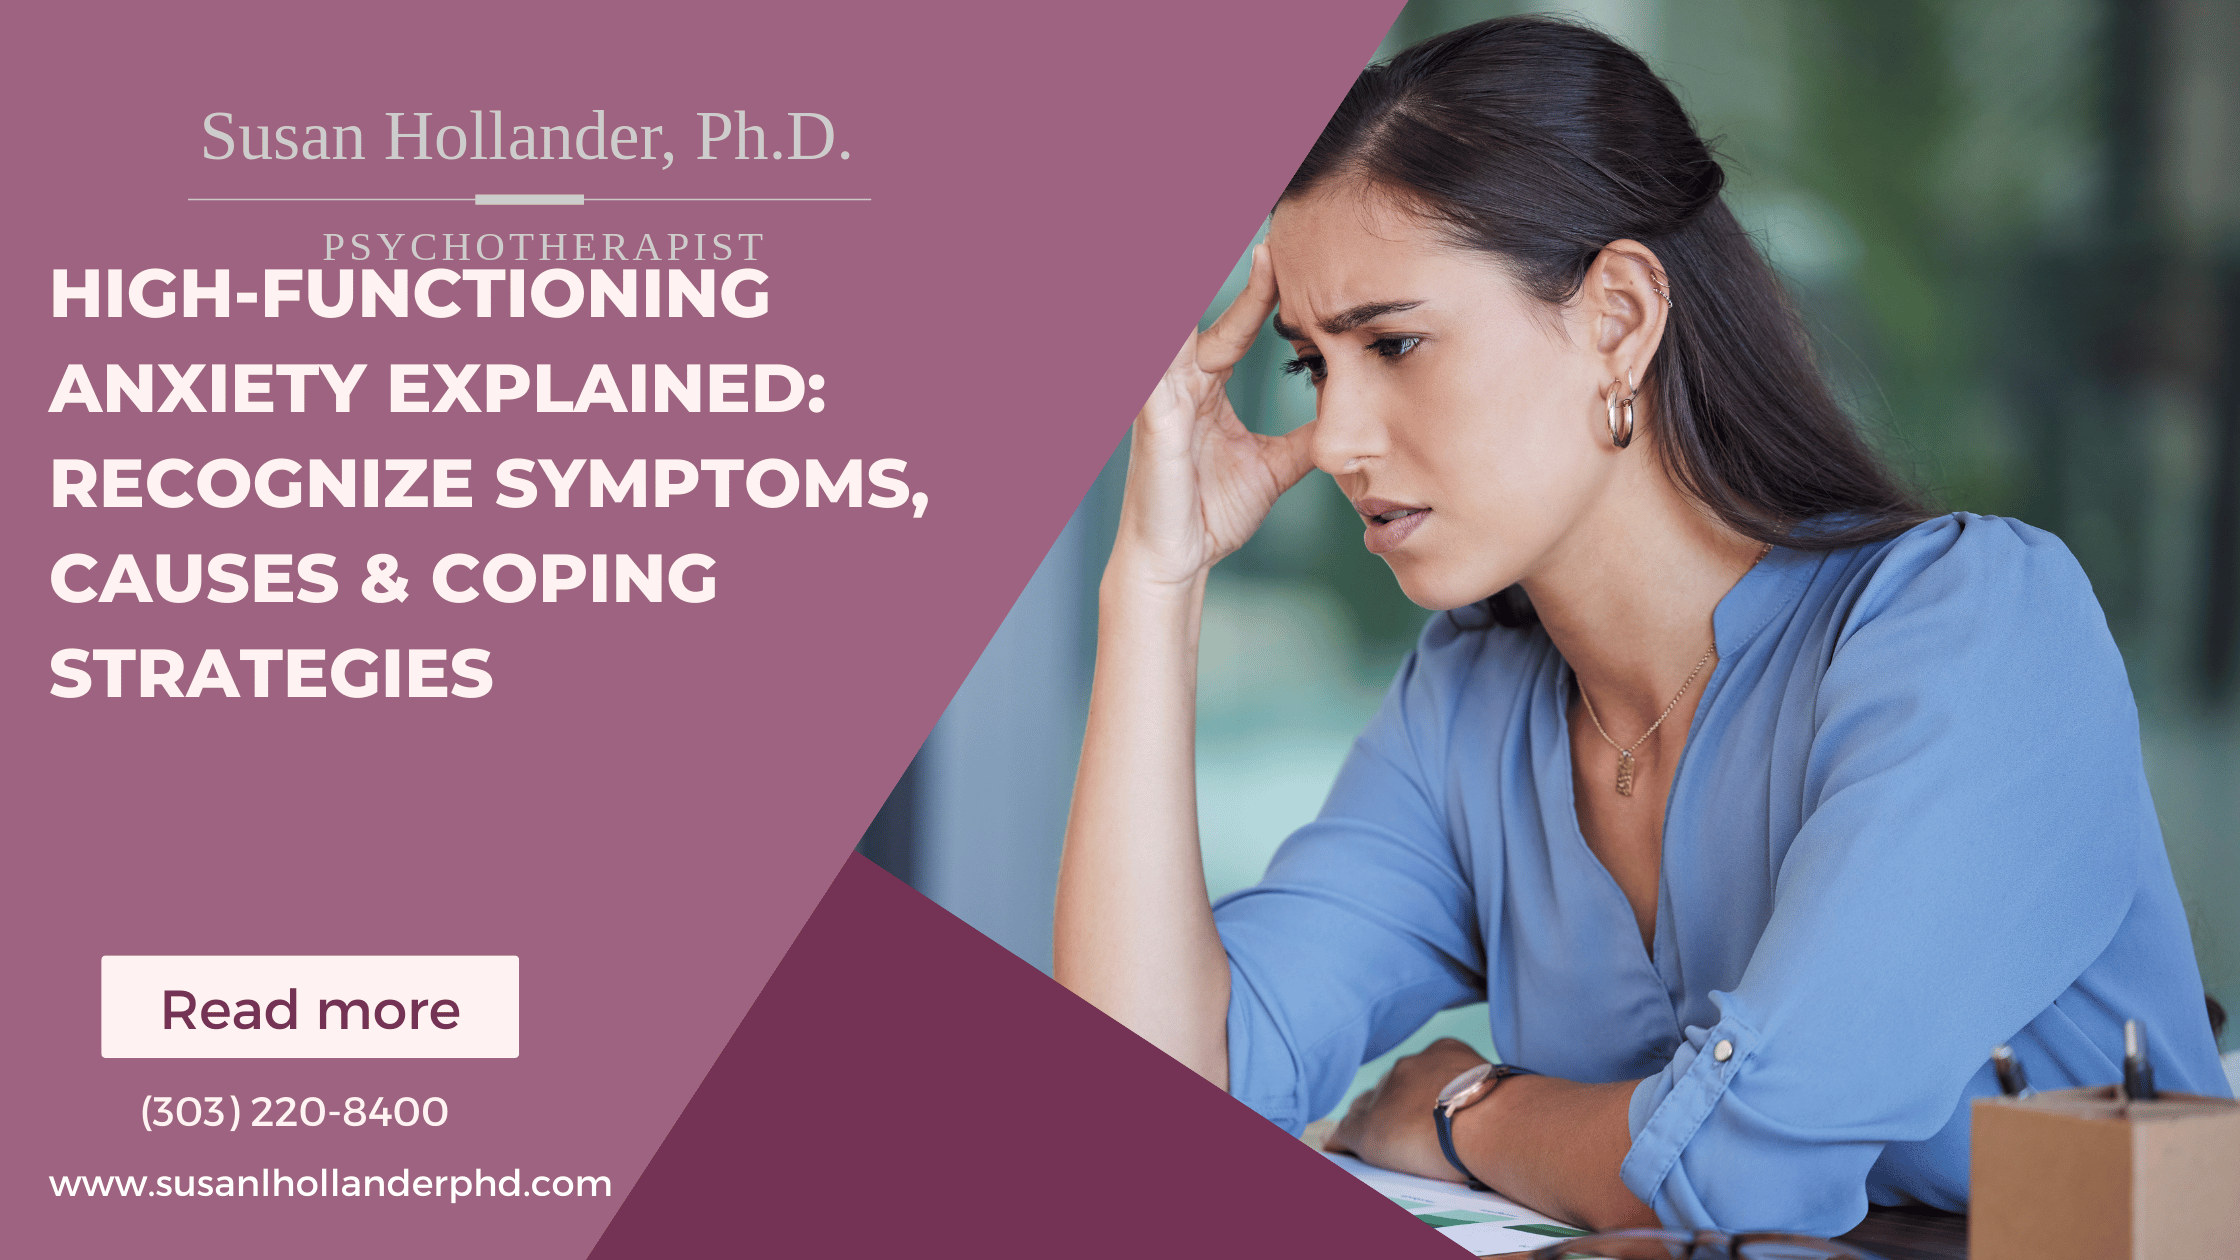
[1323,1152,1594,1256]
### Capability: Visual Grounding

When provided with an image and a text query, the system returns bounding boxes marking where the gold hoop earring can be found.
[1605,378,1636,449]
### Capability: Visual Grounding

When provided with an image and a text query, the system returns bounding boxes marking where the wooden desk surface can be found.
[1836,1205,1968,1260]
[1475,1205,1968,1258]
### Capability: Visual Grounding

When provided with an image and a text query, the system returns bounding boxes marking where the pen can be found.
[1990,1044,2030,1098]
[2122,1019,2157,1102]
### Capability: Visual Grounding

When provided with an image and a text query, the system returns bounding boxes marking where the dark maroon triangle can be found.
[588,853,1459,1258]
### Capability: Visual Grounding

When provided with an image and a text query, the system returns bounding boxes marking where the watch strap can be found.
[1434,1105,1489,1191]
[1433,1064,1535,1192]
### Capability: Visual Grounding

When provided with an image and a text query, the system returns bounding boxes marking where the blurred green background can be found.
[863,0,2240,1112]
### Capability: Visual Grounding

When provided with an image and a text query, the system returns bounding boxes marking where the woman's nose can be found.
[1308,386,1388,478]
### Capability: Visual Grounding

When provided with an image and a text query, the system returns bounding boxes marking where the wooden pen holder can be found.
[1970,1086,2240,1259]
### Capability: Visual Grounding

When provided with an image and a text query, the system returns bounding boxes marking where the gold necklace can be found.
[1576,544,1770,796]
[1576,647,1714,796]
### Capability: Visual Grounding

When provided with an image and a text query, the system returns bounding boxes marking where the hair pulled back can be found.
[1284,16,1928,621]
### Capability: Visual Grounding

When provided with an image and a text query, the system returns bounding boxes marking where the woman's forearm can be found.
[1457,1075,1659,1231]
[1053,250,1300,1087]
[1054,555,1232,1087]
[1327,1039,1657,1231]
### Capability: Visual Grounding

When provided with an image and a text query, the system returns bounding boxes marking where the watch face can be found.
[1436,1062,1495,1109]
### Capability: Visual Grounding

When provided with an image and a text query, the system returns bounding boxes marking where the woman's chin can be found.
[1385,561,1504,613]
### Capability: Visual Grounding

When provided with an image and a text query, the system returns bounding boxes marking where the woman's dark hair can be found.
[1283,16,1930,626]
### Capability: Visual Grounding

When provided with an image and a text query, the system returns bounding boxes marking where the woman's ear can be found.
[1583,240,1670,386]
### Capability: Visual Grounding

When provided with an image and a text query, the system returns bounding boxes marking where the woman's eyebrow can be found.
[1271,300,1425,342]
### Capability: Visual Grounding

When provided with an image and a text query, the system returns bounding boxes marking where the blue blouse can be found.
[1214,513,2228,1236]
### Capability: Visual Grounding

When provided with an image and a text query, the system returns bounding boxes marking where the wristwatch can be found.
[1433,1062,1533,1191]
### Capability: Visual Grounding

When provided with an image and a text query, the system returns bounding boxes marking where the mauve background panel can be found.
[0,1,1402,1256]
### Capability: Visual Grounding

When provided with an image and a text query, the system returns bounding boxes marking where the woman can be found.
[1053,15,2225,1240]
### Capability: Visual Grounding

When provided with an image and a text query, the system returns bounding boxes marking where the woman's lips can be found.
[1356,498,1431,554]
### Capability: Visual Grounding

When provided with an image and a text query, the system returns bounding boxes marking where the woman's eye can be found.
[1281,339,1412,382]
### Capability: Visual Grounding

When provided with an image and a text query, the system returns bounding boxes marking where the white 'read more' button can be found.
[101,956,519,1058]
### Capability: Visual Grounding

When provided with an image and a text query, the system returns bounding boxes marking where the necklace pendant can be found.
[1615,750,1635,797]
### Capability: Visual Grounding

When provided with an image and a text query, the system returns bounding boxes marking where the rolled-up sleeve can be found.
[1216,619,1489,1134]
[1620,517,2149,1234]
